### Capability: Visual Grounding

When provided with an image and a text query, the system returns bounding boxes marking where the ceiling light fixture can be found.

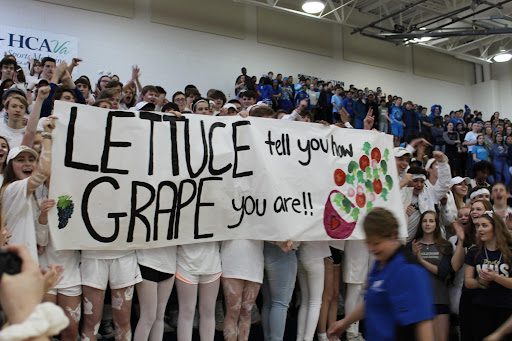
[493,48,512,63]
[302,0,325,14]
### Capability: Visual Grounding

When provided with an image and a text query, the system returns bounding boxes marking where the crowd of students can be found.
[0,55,512,341]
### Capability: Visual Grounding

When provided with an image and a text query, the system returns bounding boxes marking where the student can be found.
[410,211,464,341]
[390,97,404,146]
[464,211,512,340]
[296,241,330,341]
[1,116,56,261]
[174,99,222,340]
[327,207,435,341]
[458,199,493,340]
[317,246,342,341]
[0,94,28,148]
[220,239,263,341]
[134,246,176,341]
[239,90,257,110]
[0,136,9,184]
[472,134,489,162]
[330,86,343,123]
[491,182,512,230]
[490,133,510,186]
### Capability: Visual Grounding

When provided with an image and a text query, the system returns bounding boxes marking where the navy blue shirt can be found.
[365,246,435,341]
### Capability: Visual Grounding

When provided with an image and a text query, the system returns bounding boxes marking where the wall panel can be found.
[150,0,246,39]
[36,0,135,18]
[257,8,334,57]
[343,29,407,72]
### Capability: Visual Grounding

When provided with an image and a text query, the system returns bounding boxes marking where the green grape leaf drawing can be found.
[357,170,365,183]
[365,166,372,180]
[384,148,390,162]
[381,187,389,201]
[366,201,374,211]
[365,180,374,192]
[385,175,394,190]
[348,161,358,174]
[362,142,371,155]
[351,207,360,221]
[346,174,355,185]
[380,160,387,175]
[373,167,380,178]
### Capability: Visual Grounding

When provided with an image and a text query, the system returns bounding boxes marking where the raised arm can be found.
[21,86,50,147]
[27,117,56,195]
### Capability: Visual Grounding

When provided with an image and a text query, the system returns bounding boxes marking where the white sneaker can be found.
[346,332,365,341]
[317,332,329,341]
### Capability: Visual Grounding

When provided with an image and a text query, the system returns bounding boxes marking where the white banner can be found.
[0,25,78,67]
[49,101,407,250]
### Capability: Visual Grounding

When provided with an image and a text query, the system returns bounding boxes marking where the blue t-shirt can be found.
[342,98,354,115]
[365,247,434,341]
[473,144,489,161]
[258,84,273,101]
[331,95,343,113]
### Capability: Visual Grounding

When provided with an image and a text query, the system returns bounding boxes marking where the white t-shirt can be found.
[2,178,38,261]
[0,121,24,148]
[136,246,177,274]
[464,131,478,153]
[221,240,264,283]
[177,242,221,275]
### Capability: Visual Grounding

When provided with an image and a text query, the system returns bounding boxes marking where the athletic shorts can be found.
[140,265,174,283]
[175,266,221,285]
[328,246,343,265]
[81,254,142,290]
[48,284,82,297]
[435,304,450,315]
[343,240,371,284]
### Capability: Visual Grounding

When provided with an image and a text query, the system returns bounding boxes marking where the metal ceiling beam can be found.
[232,0,341,23]
[424,0,512,33]
[449,35,503,52]
[379,27,512,39]
[321,0,358,18]
[359,0,395,13]
[352,0,430,34]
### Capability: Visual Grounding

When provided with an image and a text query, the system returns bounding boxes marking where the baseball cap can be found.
[450,176,470,188]
[394,147,411,158]
[7,145,39,163]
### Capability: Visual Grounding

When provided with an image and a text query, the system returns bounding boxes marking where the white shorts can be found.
[175,266,221,285]
[81,254,142,290]
[343,240,371,284]
[48,285,82,297]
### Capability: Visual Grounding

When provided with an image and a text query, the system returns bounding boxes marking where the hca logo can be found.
[0,33,71,55]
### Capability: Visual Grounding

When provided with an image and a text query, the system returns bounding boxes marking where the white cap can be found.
[425,158,436,171]
[7,145,38,164]
[394,147,411,158]
[223,103,238,111]
[450,176,471,187]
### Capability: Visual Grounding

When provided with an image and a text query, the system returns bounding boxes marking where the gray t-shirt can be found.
[419,242,450,305]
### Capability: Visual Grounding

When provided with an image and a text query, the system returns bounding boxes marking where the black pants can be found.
[472,305,512,341]
[459,290,474,341]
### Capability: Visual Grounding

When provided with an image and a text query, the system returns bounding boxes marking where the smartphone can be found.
[0,250,22,278]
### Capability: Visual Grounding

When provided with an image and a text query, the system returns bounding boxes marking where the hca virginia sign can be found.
[0,25,78,66]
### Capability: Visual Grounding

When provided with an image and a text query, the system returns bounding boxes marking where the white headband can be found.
[470,188,490,200]
[411,174,427,181]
